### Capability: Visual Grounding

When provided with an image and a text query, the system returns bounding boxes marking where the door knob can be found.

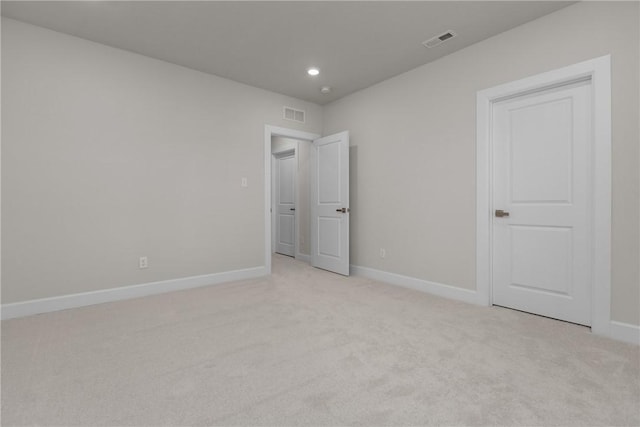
[290,208,295,211]
[336,208,349,213]
[495,209,510,217]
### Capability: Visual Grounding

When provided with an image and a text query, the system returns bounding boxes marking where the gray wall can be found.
[323,1,639,325]
[3,2,639,327]
[1,18,322,303]
[297,140,311,256]
[271,137,297,155]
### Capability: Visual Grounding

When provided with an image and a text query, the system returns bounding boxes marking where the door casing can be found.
[476,55,611,335]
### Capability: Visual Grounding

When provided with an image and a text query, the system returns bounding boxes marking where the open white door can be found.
[310,131,349,275]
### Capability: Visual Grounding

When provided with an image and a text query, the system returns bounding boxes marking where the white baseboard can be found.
[295,253,310,263]
[350,264,480,306]
[1,266,267,320]
[351,265,639,346]
[609,321,640,346]
[5,262,637,346]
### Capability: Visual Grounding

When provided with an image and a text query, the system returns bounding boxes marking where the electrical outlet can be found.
[241,177,248,187]
[379,248,386,258]
[139,256,148,269]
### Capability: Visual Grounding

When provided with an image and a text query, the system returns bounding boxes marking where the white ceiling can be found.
[1,1,574,105]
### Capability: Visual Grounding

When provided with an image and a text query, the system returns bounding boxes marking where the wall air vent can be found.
[283,106,305,123]
[422,30,457,48]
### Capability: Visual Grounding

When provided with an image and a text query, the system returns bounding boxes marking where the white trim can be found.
[352,266,637,346]
[294,140,302,262]
[351,265,479,306]
[1,266,267,320]
[590,57,612,336]
[264,125,320,274]
[271,155,277,253]
[609,321,640,346]
[476,55,612,335]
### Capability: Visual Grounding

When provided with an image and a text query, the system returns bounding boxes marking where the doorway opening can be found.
[264,125,351,276]
[264,126,319,275]
[271,136,312,262]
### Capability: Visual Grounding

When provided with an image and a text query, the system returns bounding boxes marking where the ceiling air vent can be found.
[283,106,305,123]
[422,30,457,48]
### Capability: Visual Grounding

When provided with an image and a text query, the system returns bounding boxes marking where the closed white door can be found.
[311,131,349,275]
[492,80,592,325]
[275,152,296,257]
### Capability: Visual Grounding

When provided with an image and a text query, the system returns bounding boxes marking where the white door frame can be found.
[476,55,611,336]
[264,125,320,274]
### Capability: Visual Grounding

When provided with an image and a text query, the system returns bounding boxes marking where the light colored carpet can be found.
[2,254,639,426]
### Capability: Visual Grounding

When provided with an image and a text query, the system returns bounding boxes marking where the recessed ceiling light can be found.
[307,68,320,76]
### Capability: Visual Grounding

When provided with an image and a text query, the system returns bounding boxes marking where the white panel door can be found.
[275,152,296,257]
[311,131,349,275]
[492,81,592,325]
